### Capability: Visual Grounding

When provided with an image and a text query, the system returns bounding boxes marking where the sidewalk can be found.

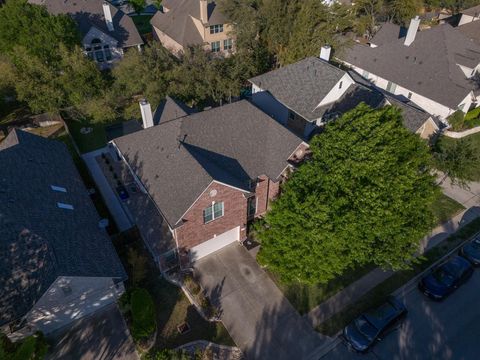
[305,178,480,330]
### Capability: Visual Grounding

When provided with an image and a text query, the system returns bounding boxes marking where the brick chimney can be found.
[139,100,154,129]
[200,0,208,24]
[102,2,114,32]
[404,16,420,46]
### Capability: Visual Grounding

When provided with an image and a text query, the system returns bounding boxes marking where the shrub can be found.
[130,288,156,341]
[448,110,465,131]
[465,107,480,122]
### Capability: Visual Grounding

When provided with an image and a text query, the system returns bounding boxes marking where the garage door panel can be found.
[190,226,240,261]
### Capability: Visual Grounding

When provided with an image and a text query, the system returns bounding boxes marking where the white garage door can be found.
[190,226,240,261]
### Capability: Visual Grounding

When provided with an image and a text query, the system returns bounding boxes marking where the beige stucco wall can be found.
[416,117,439,139]
[153,27,185,55]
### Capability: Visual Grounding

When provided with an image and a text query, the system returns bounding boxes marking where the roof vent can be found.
[57,202,74,210]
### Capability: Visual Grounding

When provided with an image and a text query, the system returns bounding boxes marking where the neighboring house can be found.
[111,100,307,268]
[249,50,438,139]
[456,5,480,46]
[338,17,480,122]
[150,0,234,56]
[458,4,480,26]
[29,0,144,68]
[0,130,126,338]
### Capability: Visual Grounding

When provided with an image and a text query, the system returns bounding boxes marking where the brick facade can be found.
[174,142,310,252]
[175,182,248,251]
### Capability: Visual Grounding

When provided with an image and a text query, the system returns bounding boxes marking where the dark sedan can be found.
[343,296,407,352]
[418,255,473,301]
[460,236,480,266]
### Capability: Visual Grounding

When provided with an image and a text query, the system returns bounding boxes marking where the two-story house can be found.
[0,130,126,338]
[249,50,438,139]
[29,0,143,68]
[338,17,480,123]
[111,100,307,268]
[150,0,234,56]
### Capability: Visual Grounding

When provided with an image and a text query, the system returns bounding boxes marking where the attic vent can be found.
[51,185,67,193]
[57,202,74,210]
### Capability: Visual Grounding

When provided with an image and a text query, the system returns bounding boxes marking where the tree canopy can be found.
[256,104,439,285]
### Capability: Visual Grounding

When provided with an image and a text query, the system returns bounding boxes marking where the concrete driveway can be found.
[46,304,138,360]
[194,243,327,360]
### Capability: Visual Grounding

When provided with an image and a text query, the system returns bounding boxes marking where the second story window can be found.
[203,202,224,224]
[210,24,224,34]
[211,41,221,53]
[224,38,233,50]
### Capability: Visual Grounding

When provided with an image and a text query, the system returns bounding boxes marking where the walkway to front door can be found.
[194,243,329,360]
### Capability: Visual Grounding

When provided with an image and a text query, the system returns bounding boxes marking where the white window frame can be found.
[223,38,233,50]
[203,202,224,224]
[85,38,113,63]
[209,24,224,34]
[210,41,221,53]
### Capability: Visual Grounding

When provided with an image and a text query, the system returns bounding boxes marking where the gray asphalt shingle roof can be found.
[153,96,195,125]
[151,0,225,47]
[462,4,480,16]
[113,100,304,227]
[0,130,126,326]
[457,20,480,46]
[370,22,407,46]
[29,0,143,48]
[341,23,480,109]
[249,57,346,121]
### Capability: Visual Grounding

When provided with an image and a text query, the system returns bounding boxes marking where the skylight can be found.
[51,185,67,193]
[57,202,74,210]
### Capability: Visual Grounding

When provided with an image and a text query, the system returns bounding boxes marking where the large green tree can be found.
[434,136,480,187]
[112,43,175,110]
[256,104,439,284]
[0,0,78,62]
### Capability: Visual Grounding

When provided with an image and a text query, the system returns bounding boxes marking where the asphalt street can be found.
[322,268,480,360]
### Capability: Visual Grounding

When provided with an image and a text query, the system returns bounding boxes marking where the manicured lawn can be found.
[436,133,480,181]
[431,193,465,225]
[316,217,480,336]
[113,234,234,350]
[131,14,153,35]
[270,263,375,315]
[61,111,108,154]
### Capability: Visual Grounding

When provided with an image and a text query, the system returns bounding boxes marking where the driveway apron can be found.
[194,243,328,360]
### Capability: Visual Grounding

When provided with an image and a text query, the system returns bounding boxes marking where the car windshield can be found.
[433,267,456,287]
[354,316,378,341]
[470,239,480,249]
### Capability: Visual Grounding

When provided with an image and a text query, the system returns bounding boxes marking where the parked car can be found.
[343,296,407,352]
[459,235,480,266]
[418,255,474,300]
